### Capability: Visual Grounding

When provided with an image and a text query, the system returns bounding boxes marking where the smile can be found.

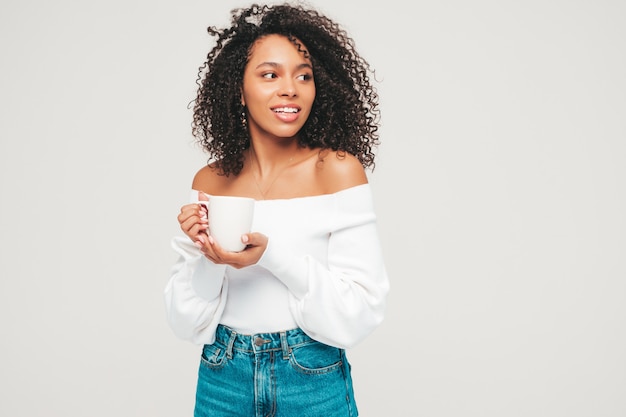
[272,107,299,113]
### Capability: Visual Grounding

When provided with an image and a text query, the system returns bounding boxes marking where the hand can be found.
[197,232,269,269]
[177,191,209,245]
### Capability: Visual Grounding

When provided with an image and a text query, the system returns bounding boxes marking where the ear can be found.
[240,86,245,107]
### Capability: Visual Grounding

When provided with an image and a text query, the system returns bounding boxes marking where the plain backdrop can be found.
[1,0,625,416]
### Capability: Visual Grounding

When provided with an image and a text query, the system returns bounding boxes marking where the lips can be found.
[272,105,301,122]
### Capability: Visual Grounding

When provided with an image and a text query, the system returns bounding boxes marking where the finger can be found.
[178,205,208,225]
[206,235,234,261]
[240,232,268,248]
[196,235,228,264]
[179,203,205,216]
[179,215,208,234]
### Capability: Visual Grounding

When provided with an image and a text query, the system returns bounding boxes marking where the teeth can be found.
[274,107,298,113]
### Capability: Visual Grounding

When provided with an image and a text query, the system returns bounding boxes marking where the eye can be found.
[296,73,313,81]
[262,72,277,79]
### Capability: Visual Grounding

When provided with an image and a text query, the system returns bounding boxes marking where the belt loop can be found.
[225,328,237,359]
[280,331,290,360]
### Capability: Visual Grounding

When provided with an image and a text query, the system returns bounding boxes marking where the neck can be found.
[248,145,298,200]
[248,141,299,176]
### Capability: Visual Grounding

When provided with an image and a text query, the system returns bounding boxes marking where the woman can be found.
[165,3,389,416]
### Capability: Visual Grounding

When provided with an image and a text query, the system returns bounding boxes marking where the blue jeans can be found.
[194,324,358,417]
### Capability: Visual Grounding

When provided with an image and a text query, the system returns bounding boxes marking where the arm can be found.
[164,191,229,345]
[257,185,389,349]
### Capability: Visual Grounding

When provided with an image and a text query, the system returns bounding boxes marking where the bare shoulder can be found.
[191,163,231,194]
[316,150,368,194]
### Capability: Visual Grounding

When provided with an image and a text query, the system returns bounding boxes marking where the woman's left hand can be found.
[197,232,268,269]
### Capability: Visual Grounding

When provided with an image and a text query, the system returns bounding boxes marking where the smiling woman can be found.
[164,3,388,417]
[241,34,316,149]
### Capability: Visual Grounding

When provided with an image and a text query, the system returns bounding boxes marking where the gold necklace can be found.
[249,148,295,200]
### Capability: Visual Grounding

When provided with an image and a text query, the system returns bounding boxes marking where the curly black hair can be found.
[192,2,380,176]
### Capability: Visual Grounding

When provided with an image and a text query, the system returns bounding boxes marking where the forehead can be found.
[247,34,311,64]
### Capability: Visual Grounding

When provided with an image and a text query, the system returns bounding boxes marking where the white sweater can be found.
[164,184,389,349]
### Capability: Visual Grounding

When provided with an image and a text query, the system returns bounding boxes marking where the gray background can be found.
[1,0,624,416]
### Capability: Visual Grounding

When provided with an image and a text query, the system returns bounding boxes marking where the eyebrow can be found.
[254,62,313,71]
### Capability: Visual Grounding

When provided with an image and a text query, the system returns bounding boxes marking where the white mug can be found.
[197,195,255,252]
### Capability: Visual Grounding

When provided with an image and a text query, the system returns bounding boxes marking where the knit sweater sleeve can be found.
[257,185,389,349]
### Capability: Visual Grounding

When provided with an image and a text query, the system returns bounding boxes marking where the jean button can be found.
[254,337,265,346]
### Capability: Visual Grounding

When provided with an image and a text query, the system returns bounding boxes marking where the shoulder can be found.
[315,150,368,194]
[191,163,231,194]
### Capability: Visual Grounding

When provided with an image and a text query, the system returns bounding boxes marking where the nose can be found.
[279,79,296,97]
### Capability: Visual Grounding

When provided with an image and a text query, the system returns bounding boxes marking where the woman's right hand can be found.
[177,191,209,247]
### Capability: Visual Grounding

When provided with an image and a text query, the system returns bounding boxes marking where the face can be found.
[241,34,316,141]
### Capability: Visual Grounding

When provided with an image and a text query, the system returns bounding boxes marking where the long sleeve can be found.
[257,185,389,349]
[164,235,228,345]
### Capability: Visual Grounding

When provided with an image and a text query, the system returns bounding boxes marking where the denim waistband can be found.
[214,324,315,358]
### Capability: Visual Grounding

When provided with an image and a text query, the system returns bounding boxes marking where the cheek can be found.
[305,85,316,104]
[242,85,274,108]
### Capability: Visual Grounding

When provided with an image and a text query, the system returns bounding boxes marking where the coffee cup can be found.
[197,195,255,252]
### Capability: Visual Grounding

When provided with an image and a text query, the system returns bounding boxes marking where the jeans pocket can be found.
[199,342,227,369]
[289,341,343,375]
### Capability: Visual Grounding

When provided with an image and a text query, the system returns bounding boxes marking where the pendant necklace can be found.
[249,148,296,200]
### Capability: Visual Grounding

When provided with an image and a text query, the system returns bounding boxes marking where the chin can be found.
[275,127,304,139]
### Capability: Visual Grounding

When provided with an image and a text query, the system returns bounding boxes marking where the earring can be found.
[241,109,247,128]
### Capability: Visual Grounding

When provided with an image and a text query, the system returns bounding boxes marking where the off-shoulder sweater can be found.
[164,184,389,349]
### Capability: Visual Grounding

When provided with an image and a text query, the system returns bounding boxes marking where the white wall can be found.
[1,1,624,416]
